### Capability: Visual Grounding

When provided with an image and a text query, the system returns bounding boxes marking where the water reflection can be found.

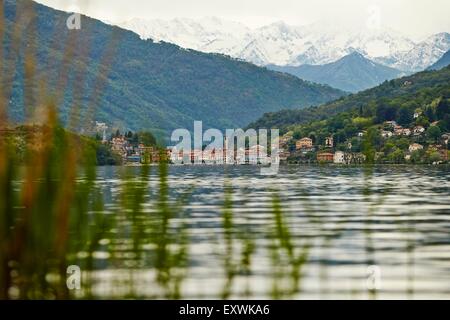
[2,165,450,299]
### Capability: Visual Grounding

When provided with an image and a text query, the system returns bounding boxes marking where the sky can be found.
[35,0,450,41]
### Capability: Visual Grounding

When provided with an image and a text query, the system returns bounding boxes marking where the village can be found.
[277,118,449,165]
[101,116,449,166]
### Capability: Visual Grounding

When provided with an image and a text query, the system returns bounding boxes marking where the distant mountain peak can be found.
[268,54,404,93]
[428,49,450,70]
[115,17,450,72]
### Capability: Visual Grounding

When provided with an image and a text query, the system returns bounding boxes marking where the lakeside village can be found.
[98,118,449,166]
[279,119,449,165]
[1,119,448,166]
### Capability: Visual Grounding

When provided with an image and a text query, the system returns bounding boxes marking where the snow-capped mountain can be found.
[378,32,450,71]
[118,17,450,72]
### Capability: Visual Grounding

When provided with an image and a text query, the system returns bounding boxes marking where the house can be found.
[357,132,364,137]
[279,150,290,162]
[351,153,367,164]
[111,137,127,152]
[126,155,141,163]
[317,152,334,162]
[381,130,393,138]
[442,133,450,145]
[413,126,425,136]
[394,127,411,136]
[296,137,313,150]
[334,151,346,164]
[409,143,423,153]
[280,132,293,147]
[325,136,334,148]
[384,121,398,129]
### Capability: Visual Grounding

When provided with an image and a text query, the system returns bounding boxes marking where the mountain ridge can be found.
[268,52,405,93]
[428,49,450,70]
[6,0,344,138]
[118,17,450,72]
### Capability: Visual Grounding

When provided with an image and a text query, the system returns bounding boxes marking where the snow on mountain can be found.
[379,32,450,71]
[118,17,450,72]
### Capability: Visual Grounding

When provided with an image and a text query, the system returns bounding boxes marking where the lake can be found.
[71,165,450,300]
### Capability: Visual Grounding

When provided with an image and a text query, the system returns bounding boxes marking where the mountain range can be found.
[268,52,405,93]
[428,49,450,70]
[5,0,344,138]
[119,17,450,72]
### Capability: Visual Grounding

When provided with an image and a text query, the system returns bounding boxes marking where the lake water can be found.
[80,165,450,299]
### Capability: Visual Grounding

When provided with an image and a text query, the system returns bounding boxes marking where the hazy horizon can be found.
[34,0,450,41]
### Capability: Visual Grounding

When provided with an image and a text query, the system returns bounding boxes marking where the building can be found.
[325,136,334,148]
[279,149,290,162]
[296,137,313,150]
[317,152,334,162]
[442,133,450,145]
[384,121,398,129]
[334,151,346,164]
[333,151,366,164]
[413,126,425,136]
[280,132,293,147]
[95,121,108,143]
[126,155,141,163]
[381,130,393,138]
[409,143,423,153]
[395,127,411,136]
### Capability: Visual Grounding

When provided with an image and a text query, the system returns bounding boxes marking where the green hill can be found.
[4,0,344,139]
[248,66,450,132]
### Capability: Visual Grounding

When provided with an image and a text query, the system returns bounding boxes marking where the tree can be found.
[387,148,404,164]
[427,126,442,143]
[362,128,380,163]
[396,138,410,151]
[132,132,139,144]
[376,104,397,123]
[424,107,436,122]
[428,151,442,164]
[138,131,157,146]
[436,99,449,120]
[438,114,450,132]
[397,107,413,126]
[410,150,424,164]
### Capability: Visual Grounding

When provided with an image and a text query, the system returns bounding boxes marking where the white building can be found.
[334,151,346,164]
[409,143,424,153]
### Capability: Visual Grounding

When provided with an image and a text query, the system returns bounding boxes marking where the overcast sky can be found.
[35,0,450,40]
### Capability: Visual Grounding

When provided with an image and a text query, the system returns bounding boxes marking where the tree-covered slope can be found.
[4,0,344,138]
[248,66,450,131]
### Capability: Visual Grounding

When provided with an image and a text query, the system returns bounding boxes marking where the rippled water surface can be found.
[87,165,450,299]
